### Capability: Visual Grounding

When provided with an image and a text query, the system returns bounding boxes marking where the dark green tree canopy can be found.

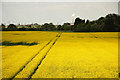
[41,23,56,31]
[74,17,82,26]
[6,24,17,30]
[1,13,120,32]
[1,24,5,28]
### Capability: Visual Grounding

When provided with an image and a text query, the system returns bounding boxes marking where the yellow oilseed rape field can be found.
[1,31,119,79]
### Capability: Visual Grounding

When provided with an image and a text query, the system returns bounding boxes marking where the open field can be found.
[1,31,119,79]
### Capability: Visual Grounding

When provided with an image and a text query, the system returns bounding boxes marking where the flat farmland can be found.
[1,31,118,79]
[2,31,58,78]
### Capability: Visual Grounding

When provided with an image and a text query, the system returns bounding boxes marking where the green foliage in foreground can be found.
[0,41,38,46]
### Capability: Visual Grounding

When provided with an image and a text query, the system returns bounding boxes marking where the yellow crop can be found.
[1,31,118,79]
[2,31,58,78]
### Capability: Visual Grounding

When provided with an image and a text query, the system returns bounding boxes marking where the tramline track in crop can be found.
[10,32,62,80]
[28,32,62,79]
[9,40,52,80]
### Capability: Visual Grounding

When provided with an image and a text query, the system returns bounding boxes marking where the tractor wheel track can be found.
[28,34,61,79]
[10,39,52,80]
[10,32,62,80]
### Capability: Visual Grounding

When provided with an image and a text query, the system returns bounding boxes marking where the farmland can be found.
[1,31,118,79]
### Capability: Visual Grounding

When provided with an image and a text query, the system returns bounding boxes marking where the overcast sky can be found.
[2,2,118,25]
[1,0,120,2]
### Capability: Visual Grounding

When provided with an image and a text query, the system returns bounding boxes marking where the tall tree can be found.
[74,17,82,26]
[8,24,17,30]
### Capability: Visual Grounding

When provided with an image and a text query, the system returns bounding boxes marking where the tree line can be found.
[1,13,120,32]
